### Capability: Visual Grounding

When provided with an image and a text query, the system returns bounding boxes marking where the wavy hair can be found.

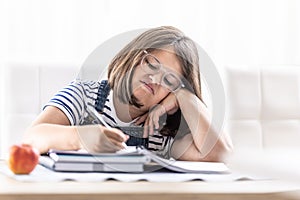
[108,26,203,107]
[107,26,203,137]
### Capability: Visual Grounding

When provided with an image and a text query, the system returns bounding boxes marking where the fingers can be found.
[143,118,150,138]
[78,125,129,153]
[148,116,154,136]
[102,127,129,150]
[134,113,148,125]
[103,127,129,142]
[143,104,167,136]
[153,113,160,129]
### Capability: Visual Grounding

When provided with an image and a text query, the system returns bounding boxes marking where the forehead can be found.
[150,49,183,75]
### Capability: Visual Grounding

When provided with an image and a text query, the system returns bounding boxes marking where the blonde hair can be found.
[108,26,203,107]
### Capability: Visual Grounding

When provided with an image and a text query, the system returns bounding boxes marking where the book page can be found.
[141,148,229,173]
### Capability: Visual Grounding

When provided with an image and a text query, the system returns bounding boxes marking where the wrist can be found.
[73,126,85,150]
[174,87,189,98]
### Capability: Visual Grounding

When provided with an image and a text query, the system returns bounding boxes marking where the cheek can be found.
[131,68,148,92]
[131,70,140,91]
[133,86,147,99]
[133,87,169,106]
[159,86,170,95]
[153,89,170,102]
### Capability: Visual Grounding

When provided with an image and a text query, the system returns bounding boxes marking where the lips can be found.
[140,81,154,94]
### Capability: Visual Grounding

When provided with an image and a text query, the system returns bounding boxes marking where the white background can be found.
[1,0,299,66]
[0,0,299,149]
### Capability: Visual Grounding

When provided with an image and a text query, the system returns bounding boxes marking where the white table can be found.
[1,161,300,200]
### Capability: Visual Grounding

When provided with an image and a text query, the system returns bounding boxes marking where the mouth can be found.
[140,81,154,94]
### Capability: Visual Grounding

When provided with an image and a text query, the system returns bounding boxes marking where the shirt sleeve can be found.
[43,80,100,125]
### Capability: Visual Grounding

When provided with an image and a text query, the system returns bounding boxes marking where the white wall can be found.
[0,0,299,154]
[1,0,299,65]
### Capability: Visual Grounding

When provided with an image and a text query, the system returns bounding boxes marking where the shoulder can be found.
[68,80,106,100]
[72,80,101,90]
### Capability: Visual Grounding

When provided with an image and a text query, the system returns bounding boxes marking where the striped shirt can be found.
[44,80,174,158]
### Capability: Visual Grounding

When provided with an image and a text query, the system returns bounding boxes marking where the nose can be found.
[149,71,164,85]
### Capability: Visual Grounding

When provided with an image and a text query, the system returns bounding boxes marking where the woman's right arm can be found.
[23,106,128,154]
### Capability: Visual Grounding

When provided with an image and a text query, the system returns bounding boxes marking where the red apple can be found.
[8,144,40,174]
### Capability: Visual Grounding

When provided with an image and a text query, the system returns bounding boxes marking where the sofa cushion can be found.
[0,63,79,157]
[225,65,300,152]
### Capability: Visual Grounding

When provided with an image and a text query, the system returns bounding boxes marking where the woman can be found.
[23,26,232,161]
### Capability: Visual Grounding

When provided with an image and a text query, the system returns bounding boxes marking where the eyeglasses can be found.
[140,50,185,92]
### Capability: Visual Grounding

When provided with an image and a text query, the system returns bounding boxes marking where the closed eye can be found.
[163,76,173,86]
[145,58,160,71]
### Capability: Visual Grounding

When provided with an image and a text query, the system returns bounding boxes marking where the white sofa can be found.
[0,63,79,157]
[225,65,300,151]
[1,63,300,157]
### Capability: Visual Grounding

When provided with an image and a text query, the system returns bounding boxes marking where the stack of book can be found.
[40,148,151,173]
[39,146,230,174]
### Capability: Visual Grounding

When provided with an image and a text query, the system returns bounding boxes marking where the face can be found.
[131,49,183,111]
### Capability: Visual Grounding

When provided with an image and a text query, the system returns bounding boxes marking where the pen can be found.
[88,105,128,149]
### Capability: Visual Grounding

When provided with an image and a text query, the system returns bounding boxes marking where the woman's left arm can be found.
[171,89,233,162]
[140,89,233,162]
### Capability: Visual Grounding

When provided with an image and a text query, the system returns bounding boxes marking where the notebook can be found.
[39,147,150,173]
[39,146,229,174]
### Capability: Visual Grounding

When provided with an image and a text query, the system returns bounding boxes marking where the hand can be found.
[77,125,129,153]
[135,93,179,136]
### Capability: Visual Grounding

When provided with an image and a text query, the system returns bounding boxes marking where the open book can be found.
[39,146,229,174]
